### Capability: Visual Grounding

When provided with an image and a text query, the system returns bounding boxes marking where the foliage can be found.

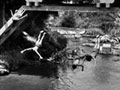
[49,11,120,36]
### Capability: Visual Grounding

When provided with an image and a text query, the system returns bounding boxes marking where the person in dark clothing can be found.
[72,54,96,71]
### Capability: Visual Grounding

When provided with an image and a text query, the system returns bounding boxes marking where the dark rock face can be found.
[16,30,68,60]
[38,30,68,58]
[0,51,28,75]
[0,30,67,75]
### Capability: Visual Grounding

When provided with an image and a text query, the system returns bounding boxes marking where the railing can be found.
[0,6,27,45]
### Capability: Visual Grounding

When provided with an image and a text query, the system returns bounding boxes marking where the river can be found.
[0,52,120,90]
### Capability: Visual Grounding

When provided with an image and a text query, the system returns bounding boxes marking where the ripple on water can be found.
[53,54,120,90]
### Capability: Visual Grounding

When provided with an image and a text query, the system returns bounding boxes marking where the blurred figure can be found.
[72,54,96,71]
[21,30,46,60]
[71,47,96,71]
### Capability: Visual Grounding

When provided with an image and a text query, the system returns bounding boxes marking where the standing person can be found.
[94,34,103,55]
[94,35,101,49]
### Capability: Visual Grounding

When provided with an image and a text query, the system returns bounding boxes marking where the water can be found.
[48,54,120,90]
[0,53,120,90]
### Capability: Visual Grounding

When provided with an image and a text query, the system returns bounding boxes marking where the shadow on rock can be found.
[13,61,59,78]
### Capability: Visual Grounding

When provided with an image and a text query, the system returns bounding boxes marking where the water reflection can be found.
[12,53,120,90]
[16,62,59,78]
[93,54,112,84]
[51,54,118,90]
